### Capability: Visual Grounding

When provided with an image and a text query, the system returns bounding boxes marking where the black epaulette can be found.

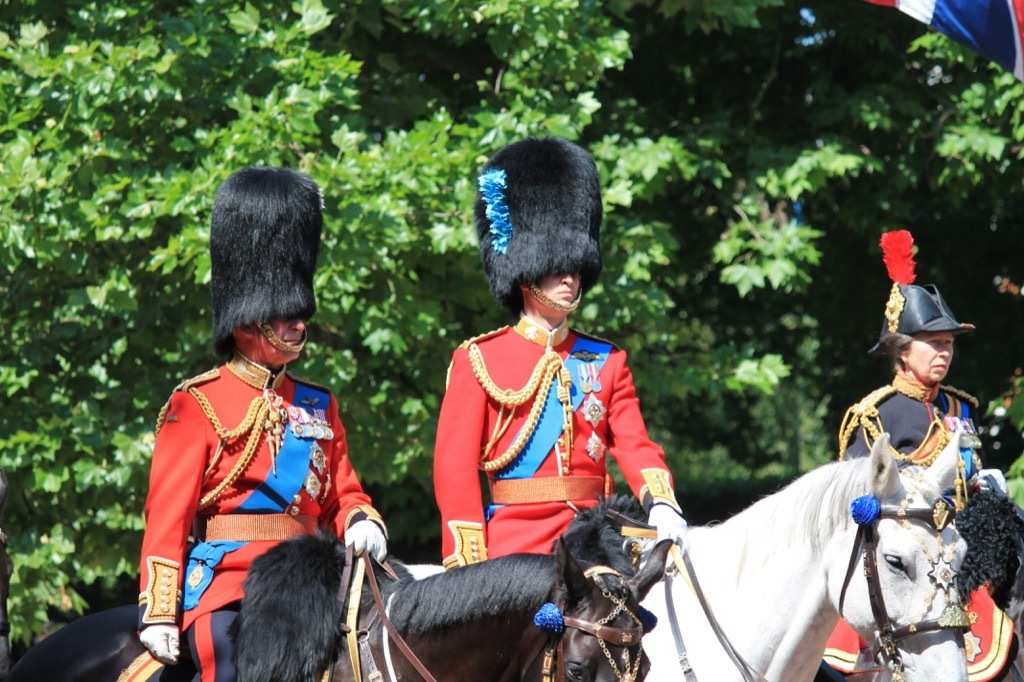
[942,385,980,409]
[286,370,332,394]
[458,326,510,349]
[572,328,620,351]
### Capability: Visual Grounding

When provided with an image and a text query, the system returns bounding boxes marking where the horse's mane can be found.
[234,530,559,682]
[562,461,875,578]
[715,456,885,575]
[386,553,556,635]
[721,456,947,575]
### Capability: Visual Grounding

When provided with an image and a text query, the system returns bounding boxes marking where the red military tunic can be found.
[138,353,382,632]
[433,317,678,568]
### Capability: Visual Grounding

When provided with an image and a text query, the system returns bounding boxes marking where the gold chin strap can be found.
[527,282,582,313]
[259,323,307,353]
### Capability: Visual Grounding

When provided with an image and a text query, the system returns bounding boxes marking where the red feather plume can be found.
[879,230,917,285]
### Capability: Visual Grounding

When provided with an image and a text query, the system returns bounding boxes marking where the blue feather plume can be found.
[479,168,513,254]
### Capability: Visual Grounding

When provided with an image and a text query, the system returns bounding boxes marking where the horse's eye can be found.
[883,554,906,572]
[565,661,590,682]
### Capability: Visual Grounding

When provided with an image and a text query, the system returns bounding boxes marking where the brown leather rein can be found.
[837,499,970,682]
[341,551,646,682]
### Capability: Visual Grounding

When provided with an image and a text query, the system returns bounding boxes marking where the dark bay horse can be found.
[10,531,669,681]
[0,470,13,681]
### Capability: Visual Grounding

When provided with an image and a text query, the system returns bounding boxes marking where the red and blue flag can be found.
[865,0,1024,80]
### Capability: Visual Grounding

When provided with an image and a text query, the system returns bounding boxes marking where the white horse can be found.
[641,432,969,682]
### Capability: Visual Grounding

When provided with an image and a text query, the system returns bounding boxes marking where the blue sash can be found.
[183,540,245,610]
[494,336,611,481]
[238,382,327,512]
[184,383,330,607]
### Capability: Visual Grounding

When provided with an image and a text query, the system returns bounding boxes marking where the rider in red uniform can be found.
[137,167,387,681]
[822,230,1012,681]
[433,137,686,569]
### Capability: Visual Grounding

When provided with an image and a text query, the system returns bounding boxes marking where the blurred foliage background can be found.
[2,0,1023,646]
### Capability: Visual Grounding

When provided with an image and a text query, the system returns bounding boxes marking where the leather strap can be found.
[489,476,605,504]
[673,545,766,682]
[663,570,698,682]
[562,616,642,646]
[363,552,439,682]
[344,547,367,682]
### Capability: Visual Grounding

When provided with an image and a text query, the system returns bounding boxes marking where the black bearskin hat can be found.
[210,166,323,357]
[869,230,974,354]
[474,137,602,315]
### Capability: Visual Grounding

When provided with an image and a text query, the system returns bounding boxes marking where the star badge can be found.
[928,556,957,594]
[586,433,607,462]
[582,393,606,427]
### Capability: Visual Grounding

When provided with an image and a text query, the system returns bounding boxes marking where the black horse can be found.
[0,470,13,681]
[10,530,669,681]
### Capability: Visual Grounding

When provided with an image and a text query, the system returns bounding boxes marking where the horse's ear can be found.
[553,539,591,607]
[869,432,901,500]
[628,539,670,601]
[923,428,963,492]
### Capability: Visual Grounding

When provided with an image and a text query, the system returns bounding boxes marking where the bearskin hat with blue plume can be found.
[474,137,603,315]
[869,230,974,354]
[210,166,323,357]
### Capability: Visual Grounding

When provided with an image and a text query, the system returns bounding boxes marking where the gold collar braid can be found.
[515,316,570,348]
[467,344,573,473]
[227,352,287,390]
[892,372,939,403]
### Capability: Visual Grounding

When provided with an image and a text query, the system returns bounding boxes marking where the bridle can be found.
[610,492,968,682]
[351,553,647,682]
[534,566,648,682]
[839,495,970,682]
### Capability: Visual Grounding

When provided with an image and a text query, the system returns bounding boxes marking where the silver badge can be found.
[582,393,606,427]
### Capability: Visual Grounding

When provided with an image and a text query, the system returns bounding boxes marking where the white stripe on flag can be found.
[1009,0,1024,80]
[896,0,939,24]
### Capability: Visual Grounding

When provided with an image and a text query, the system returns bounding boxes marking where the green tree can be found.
[2,0,1022,645]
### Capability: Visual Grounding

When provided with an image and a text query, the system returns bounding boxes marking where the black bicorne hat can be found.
[210,166,323,357]
[869,230,974,354]
[474,137,602,315]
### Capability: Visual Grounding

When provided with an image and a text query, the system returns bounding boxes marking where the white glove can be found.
[648,503,688,547]
[346,519,388,562]
[978,468,1009,495]
[139,624,180,664]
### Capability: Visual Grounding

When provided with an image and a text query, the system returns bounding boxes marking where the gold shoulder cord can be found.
[838,386,897,459]
[154,368,220,434]
[153,369,272,510]
[191,388,273,510]
[467,344,573,473]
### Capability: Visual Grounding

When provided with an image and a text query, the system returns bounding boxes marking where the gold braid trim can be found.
[467,344,571,472]
[188,388,271,510]
[154,368,220,435]
[837,383,953,467]
[884,282,905,333]
[838,386,897,460]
